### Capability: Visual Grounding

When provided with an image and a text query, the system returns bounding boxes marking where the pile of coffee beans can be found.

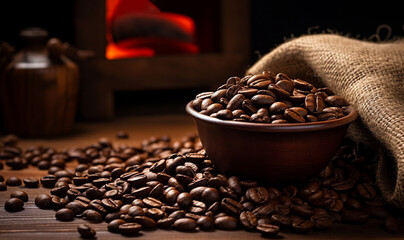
[191,71,351,123]
[0,134,399,238]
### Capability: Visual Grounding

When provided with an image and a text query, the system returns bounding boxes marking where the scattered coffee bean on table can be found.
[10,190,28,202]
[5,176,22,186]
[5,198,24,212]
[35,194,53,209]
[0,133,400,238]
[77,224,96,239]
[191,71,351,123]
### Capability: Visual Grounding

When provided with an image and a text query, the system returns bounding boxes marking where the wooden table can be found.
[0,115,403,239]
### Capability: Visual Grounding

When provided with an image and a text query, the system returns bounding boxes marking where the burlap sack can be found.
[247,34,404,209]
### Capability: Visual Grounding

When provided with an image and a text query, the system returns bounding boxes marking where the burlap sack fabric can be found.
[246,34,404,209]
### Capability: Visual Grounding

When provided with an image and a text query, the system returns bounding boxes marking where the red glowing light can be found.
[106,0,198,59]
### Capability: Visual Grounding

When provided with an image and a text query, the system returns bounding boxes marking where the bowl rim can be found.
[185,101,358,132]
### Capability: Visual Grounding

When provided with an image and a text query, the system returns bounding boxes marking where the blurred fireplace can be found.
[75,0,250,119]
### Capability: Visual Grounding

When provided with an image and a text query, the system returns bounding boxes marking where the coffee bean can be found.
[0,182,7,191]
[173,218,197,231]
[146,208,166,220]
[23,177,39,188]
[252,203,274,218]
[284,108,306,123]
[128,205,145,217]
[239,211,257,230]
[177,192,193,208]
[271,214,292,228]
[6,176,22,186]
[51,196,67,210]
[157,217,175,229]
[245,187,269,204]
[83,209,104,223]
[35,194,52,209]
[119,223,142,235]
[197,216,214,230]
[256,224,280,237]
[40,175,57,188]
[65,201,86,215]
[251,94,275,105]
[5,198,24,212]
[214,216,238,229]
[357,183,377,200]
[221,197,244,216]
[10,190,28,202]
[55,208,75,221]
[133,216,157,229]
[311,214,333,230]
[77,224,96,239]
[292,219,314,233]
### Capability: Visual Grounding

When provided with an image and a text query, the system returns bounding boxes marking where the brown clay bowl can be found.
[186,102,358,185]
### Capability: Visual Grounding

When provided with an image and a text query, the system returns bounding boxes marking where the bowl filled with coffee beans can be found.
[186,71,358,184]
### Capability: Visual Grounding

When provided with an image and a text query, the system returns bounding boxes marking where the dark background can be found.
[0,0,403,116]
[1,0,403,63]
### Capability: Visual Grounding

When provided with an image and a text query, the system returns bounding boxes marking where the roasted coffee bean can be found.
[77,224,96,239]
[6,176,22,186]
[270,214,292,228]
[22,177,39,188]
[10,190,28,202]
[65,201,86,215]
[35,194,52,209]
[251,94,275,105]
[55,208,75,221]
[214,216,238,229]
[325,95,348,107]
[5,198,24,212]
[356,183,377,200]
[305,93,325,114]
[101,198,121,211]
[221,197,244,216]
[284,108,306,123]
[252,203,274,218]
[239,211,257,230]
[133,216,157,229]
[173,218,197,231]
[146,208,166,220]
[0,182,7,191]
[190,186,220,204]
[197,216,214,230]
[51,196,67,210]
[177,192,193,208]
[40,175,56,188]
[292,219,314,233]
[256,224,280,237]
[211,89,227,102]
[83,209,104,222]
[242,99,257,114]
[245,187,269,204]
[290,204,312,217]
[227,94,245,111]
[226,84,241,99]
[157,217,175,229]
[311,214,333,230]
[119,223,142,235]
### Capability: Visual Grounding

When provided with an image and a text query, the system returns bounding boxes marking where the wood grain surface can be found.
[1,115,403,239]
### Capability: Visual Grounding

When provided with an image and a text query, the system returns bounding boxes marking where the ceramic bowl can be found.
[186,102,358,184]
